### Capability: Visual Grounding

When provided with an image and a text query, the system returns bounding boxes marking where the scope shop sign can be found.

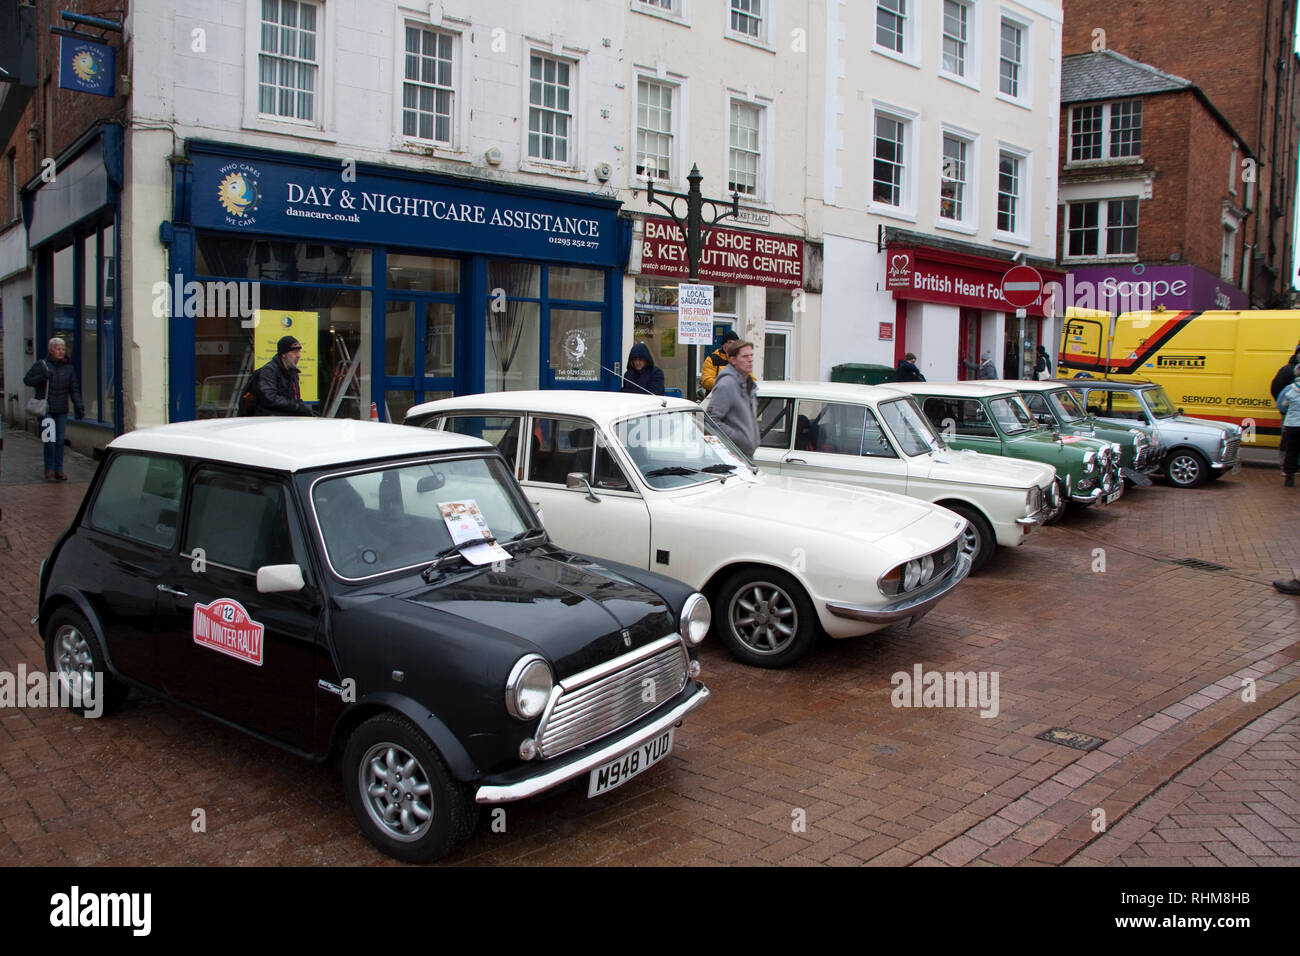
[677,284,715,345]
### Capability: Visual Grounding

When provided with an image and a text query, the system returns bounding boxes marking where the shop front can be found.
[884,239,1064,382]
[630,215,806,395]
[168,141,628,422]
[1063,263,1249,314]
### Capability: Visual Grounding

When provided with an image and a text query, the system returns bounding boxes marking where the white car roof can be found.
[109,417,491,472]
[407,390,700,424]
[754,380,916,403]
[890,381,1023,399]
[987,379,1083,392]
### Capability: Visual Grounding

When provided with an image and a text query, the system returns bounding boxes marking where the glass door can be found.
[384,295,455,422]
[547,308,604,389]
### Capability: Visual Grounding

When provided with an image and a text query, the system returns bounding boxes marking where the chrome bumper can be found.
[826,552,972,625]
[474,684,710,803]
[1015,514,1042,527]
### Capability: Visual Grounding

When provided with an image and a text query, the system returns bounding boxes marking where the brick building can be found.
[1062,0,1300,307]
[1058,50,1252,312]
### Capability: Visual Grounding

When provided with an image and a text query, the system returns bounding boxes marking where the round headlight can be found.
[681,592,711,645]
[1083,450,1096,471]
[505,655,553,720]
[902,559,923,591]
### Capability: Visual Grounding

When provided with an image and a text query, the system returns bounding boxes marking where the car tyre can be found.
[43,606,129,718]
[713,567,817,669]
[945,503,995,574]
[1165,449,1209,488]
[343,712,478,863]
[1043,477,1068,525]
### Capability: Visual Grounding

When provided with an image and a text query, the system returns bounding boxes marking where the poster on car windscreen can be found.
[438,500,512,565]
[253,310,318,401]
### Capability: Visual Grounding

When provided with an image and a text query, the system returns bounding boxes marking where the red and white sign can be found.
[886,250,913,290]
[878,322,894,341]
[887,245,1062,318]
[639,217,803,289]
[1001,265,1044,308]
[193,598,265,667]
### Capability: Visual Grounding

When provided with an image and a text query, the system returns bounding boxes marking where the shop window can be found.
[81,233,99,422]
[196,237,371,285]
[402,24,456,145]
[258,0,319,123]
[549,265,604,301]
[386,253,458,292]
[528,54,573,164]
[633,279,738,396]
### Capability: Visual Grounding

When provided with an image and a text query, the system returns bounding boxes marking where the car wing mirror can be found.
[566,472,599,502]
[416,472,446,493]
[257,564,306,593]
[530,501,545,524]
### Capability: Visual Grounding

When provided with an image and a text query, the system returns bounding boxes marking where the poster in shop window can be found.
[254,310,319,402]
[677,284,715,346]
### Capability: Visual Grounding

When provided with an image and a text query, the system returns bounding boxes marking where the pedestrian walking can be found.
[896,352,925,382]
[621,342,665,395]
[1268,350,1298,471]
[1034,345,1053,380]
[709,339,759,457]
[23,337,84,481]
[248,336,315,416]
[1277,373,1300,487]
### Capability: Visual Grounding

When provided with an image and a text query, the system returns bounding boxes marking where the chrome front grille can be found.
[1223,438,1240,464]
[535,636,688,759]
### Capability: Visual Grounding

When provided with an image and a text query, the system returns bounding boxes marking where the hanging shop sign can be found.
[640,217,803,289]
[58,36,115,97]
[188,146,620,267]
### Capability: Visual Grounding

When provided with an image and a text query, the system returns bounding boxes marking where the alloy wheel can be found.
[358,742,435,842]
[728,581,798,656]
[52,624,95,705]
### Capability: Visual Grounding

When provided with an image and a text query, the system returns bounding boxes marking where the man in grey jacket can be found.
[709,339,759,457]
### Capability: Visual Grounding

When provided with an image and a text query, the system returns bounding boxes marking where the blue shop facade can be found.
[168,141,630,423]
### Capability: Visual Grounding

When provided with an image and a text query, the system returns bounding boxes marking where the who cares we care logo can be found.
[217,162,263,226]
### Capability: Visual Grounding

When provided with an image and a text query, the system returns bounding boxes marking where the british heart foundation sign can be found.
[193,598,265,666]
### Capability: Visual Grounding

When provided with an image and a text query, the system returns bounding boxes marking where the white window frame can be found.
[1221,204,1242,282]
[1228,141,1239,196]
[243,0,336,139]
[870,102,918,220]
[1063,198,1140,261]
[994,142,1031,245]
[725,0,775,51]
[939,0,980,91]
[1068,100,1144,165]
[632,69,687,187]
[520,46,586,177]
[996,11,1032,108]
[724,92,773,204]
[764,322,795,381]
[391,15,469,159]
[873,0,921,68]
[937,125,978,234]
[631,0,690,25]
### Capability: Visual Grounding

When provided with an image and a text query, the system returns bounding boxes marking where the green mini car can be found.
[994,380,1162,487]
[893,382,1124,520]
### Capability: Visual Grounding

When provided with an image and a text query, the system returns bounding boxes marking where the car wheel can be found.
[945,503,995,574]
[342,712,477,863]
[1165,449,1209,488]
[43,607,129,717]
[713,568,817,669]
[1043,477,1068,525]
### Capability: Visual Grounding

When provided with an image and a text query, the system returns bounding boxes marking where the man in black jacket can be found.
[252,336,314,416]
[24,337,83,481]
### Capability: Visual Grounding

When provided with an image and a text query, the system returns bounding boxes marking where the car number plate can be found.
[588,728,674,797]
[1105,490,1122,504]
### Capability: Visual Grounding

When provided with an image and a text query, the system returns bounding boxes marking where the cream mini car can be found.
[407,392,971,669]
[754,382,1057,573]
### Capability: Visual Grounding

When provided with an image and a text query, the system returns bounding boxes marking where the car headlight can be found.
[1083,450,1096,472]
[505,655,553,720]
[1026,486,1041,515]
[680,592,711,645]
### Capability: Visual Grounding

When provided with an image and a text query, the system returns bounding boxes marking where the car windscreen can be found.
[988,395,1036,434]
[878,397,945,455]
[614,410,757,489]
[311,456,532,579]
[1050,388,1088,423]
[1144,387,1178,418]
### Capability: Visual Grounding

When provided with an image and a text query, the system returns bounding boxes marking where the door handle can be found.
[157,585,189,597]
[783,456,807,465]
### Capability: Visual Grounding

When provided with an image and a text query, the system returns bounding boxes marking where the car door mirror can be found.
[257,564,305,593]
[531,501,545,524]
[566,472,600,502]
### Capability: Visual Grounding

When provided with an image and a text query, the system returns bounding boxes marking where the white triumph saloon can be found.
[753,382,1058,573]
[407,392,972,669]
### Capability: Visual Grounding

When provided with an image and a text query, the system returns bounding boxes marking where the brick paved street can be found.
[0,427,1296,866]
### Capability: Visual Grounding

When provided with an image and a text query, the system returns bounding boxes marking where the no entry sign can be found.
[1001,265,1043,308]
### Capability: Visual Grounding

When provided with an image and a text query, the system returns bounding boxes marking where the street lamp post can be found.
[645,164,740,398]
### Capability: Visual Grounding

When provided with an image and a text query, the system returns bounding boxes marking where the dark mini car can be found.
[37,418,711,862]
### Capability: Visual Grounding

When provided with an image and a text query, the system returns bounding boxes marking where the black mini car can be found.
[37,418,711,862]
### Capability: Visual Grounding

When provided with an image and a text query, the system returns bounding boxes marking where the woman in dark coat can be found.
[23,336,84,481]
[621,342,665,395]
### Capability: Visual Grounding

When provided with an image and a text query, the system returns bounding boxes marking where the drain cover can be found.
[1036,727,1105,751]
[873,744,899,755]
[1169,558,1231,572]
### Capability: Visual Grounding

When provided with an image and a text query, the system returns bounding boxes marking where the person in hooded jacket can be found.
[621,342,665,395]
[24,336,84,481]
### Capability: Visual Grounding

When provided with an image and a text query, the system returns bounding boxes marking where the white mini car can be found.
[407,392,971,668]
[753,382,1058,572]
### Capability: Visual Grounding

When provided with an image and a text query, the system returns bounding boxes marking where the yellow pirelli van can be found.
[1058,309,1300,448]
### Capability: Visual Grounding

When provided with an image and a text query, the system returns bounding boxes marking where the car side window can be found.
[526,416,597,485]
[441,415,522,471]
[593,434,634,491]
[183,468,295,573]
[794,400,893,456]
[921,398,996,438]
[1103,391,1146,421]
[89,454,185,549]
[1022,393,1056,427]
[757,397,794,449]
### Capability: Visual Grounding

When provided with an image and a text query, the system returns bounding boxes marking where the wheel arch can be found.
[700,560,815,606]
[40,588,111,657]
[328,693,479,783]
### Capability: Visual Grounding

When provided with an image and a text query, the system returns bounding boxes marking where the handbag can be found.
[1036,368,1052,380]
[25,361,49,416]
